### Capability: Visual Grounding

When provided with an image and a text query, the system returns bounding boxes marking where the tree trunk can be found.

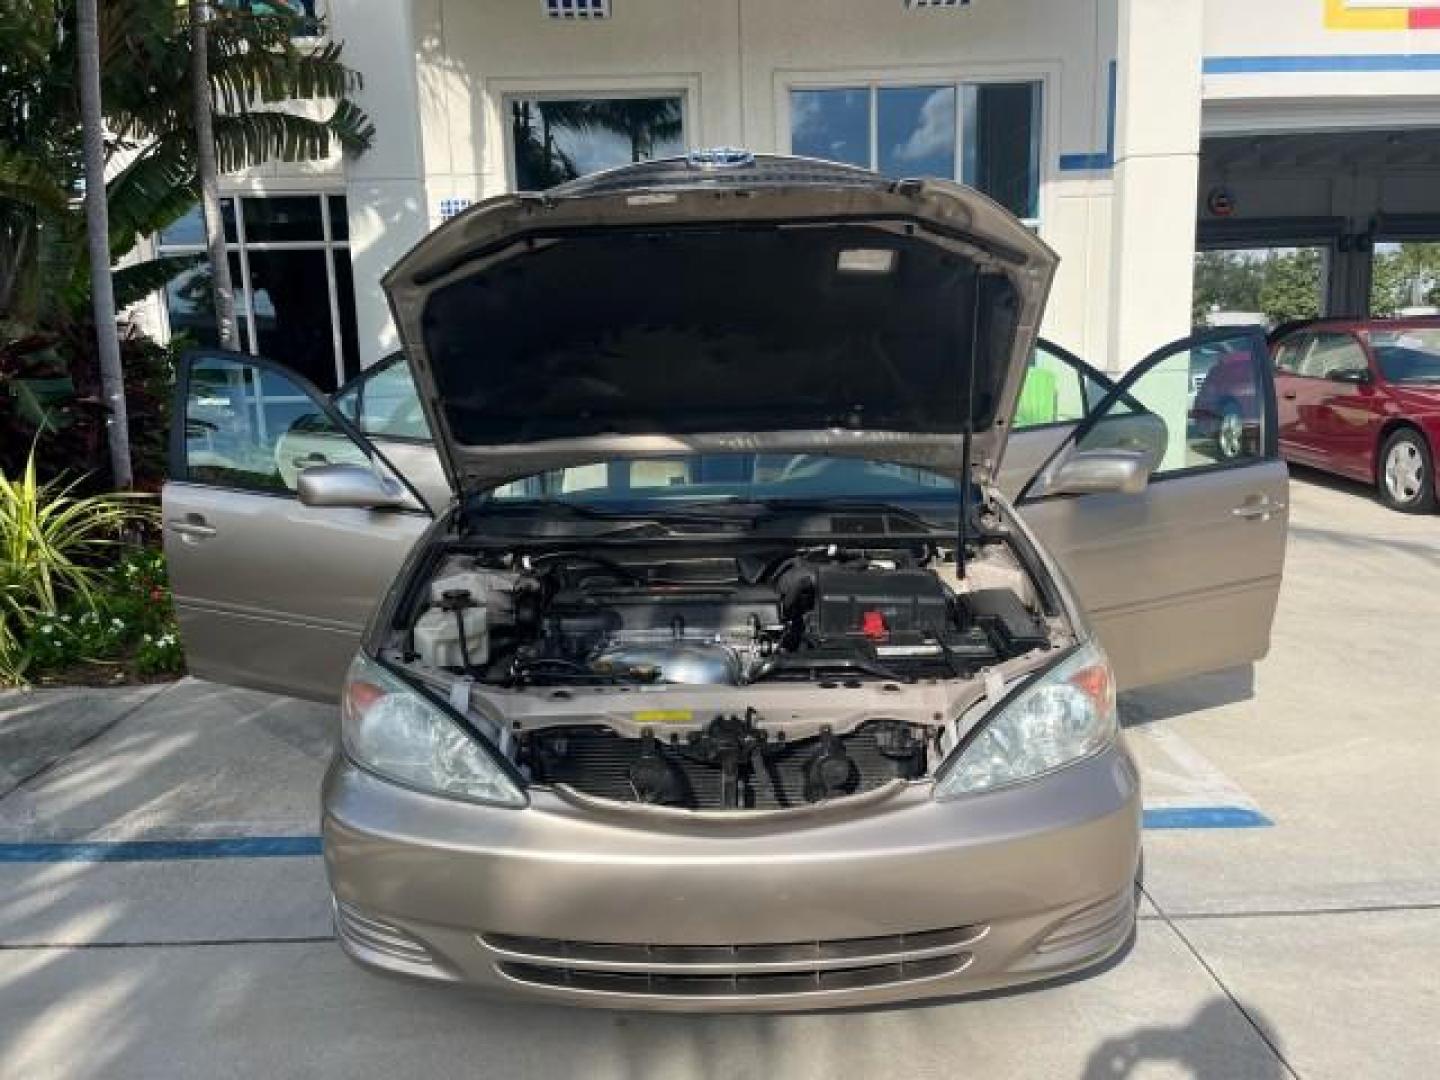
[76,0,133,490]
[190,0,240,352]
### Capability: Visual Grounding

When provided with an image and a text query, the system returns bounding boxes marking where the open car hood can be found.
[383,155,1057,495]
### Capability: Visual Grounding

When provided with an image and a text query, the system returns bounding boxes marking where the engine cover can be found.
[807,564,954,640]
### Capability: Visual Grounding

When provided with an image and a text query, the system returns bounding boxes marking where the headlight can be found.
[341,654,525,807]
[933,642,1117,800]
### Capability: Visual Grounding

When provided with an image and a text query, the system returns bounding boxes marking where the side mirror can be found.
[1034,448,1153,498]
[297,463,411,510]
[1327,367,1372,385]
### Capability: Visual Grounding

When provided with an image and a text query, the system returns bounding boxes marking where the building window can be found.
[789,81,1041,222]
[155,193,358,391]
[509,95,685,191]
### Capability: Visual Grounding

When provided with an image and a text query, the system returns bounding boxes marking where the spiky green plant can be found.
[0,443,155,683]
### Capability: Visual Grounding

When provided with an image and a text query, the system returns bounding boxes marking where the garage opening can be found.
[1194,127,1440,328]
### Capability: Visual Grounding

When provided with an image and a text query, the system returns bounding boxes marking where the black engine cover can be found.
[809,564,953,639]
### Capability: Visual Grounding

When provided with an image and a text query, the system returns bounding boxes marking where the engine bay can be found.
[383,528,1069,811]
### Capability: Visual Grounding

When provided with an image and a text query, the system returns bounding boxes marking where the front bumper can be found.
[322,742,1141,1011]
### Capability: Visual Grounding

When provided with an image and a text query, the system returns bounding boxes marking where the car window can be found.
[1077,336,1269,478]
[183,354,368,494]
[1272,335,1309,374]
[1301,332,1367,380]
[334,356,432,440]
[1013,344,1090,430]
[1366,327,1440,385]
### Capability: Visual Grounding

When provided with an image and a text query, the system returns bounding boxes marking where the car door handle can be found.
[1281,391,1297,400]
[292,452,330,469]
[166,515,217,539]
[1232,497,1286,521]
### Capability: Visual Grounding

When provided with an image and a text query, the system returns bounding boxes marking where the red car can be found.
[1200,318,1440,512]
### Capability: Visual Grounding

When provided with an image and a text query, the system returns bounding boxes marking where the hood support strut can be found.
[956,276,984,581]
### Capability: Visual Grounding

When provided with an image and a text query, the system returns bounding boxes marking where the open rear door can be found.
[1016,328,1288,692]
[163,351,432,702]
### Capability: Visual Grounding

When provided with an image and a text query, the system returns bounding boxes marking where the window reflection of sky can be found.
[791,90,869,168]
[791,87,959,180]
[878,87,955,179]
[788,82,1038,218]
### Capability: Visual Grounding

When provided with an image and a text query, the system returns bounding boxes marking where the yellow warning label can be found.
[633,710,694,725]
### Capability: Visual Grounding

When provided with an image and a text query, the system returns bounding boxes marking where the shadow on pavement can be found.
[1082,998,1288,1080]
[1119,665,1255,729]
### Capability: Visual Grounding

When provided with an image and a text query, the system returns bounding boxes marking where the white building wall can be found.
[199,0,1440,372]
[1202,0,1440,127]
[1106,0,1204,367]
[343,0,1119,366]
[330,0,428,365]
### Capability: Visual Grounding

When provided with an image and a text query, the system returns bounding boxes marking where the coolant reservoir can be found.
[429,569,517,624]
[413,602,488,670]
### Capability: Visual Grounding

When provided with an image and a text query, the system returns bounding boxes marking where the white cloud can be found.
[890,89,955,165]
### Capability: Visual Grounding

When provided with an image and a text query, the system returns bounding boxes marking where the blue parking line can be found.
[0,836,323,863]
[0,808,1271,863]
[1143,806,1273,829]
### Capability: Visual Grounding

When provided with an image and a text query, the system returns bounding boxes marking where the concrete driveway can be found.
[1,468,1436,1079]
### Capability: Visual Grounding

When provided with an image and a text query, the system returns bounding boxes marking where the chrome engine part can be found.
[589,641,747,686]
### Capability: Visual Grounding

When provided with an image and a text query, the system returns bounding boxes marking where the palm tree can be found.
[1,0,373,485]
[75,0,132,487]
[190,0,240,351]
[102,0,374,278]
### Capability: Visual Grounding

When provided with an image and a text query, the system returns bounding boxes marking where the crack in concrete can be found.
[1142,882,1304,1080]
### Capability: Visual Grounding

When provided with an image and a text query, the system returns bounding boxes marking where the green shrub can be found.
[0,445,157,684]
[21,550,185,682]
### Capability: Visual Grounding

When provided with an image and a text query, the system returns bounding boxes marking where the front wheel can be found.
[1378,429,1436,513]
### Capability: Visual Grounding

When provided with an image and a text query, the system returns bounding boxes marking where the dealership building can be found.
[139,0,1440,392]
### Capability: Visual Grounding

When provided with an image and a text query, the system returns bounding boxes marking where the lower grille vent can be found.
[498,954,968,997]
[484,925,982,997]
[334,900,435,967]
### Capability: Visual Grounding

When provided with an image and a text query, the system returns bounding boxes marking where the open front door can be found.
[1016,329,1288,692]
[163,352,432,702]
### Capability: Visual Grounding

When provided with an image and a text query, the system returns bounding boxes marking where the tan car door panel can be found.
[1018,329,1287,692]
[1021,461,1287,690]
[164,351,431,702]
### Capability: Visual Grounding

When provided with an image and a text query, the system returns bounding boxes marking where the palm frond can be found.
[103,138,200,257]
[113,253,203,309]
[209,29,361,113]
[211,107,371,172]
[0,147,71,218]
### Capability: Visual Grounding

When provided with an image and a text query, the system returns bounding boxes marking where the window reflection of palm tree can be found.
[511,101,583,188]
[582,98,683,162]
[511,98,684,188]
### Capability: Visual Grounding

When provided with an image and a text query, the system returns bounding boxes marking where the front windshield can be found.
[1368,328,1440,384]
[489,453,958,507]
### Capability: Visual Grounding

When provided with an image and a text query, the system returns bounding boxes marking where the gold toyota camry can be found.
[162,153,1288,1010]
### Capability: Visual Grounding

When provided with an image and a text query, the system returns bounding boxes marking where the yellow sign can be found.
[633,709,695,725]
[1325,0,1440,30]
